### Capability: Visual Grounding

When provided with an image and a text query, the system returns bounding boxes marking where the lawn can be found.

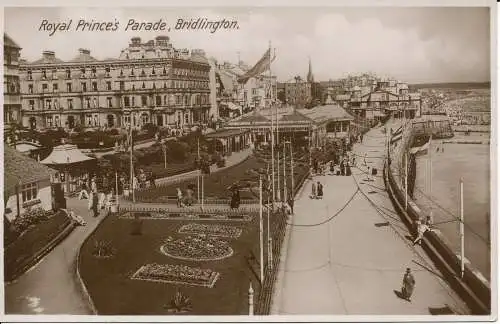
[4,210,75,281]
[79,209,285,315]
[134,151,310,203]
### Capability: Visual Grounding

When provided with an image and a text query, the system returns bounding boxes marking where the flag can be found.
[237,48,276,84]
[409,139,430,156]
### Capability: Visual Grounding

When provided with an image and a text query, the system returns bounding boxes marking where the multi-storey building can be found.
[19,36,211,130]
[278,59,320,108]
[4,34,22,132]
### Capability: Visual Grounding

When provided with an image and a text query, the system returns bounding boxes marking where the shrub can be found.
[165,290,192,313]
[9,208,53,236]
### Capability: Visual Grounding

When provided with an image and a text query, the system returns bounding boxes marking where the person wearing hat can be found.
[401,268,416,302]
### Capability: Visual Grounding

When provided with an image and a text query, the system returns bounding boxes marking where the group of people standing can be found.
[310,181,324,199]
[79,177,115,218]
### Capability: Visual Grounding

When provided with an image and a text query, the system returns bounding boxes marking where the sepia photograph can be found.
[1,1,496,321]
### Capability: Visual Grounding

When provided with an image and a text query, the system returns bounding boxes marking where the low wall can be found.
[386,122,491,315]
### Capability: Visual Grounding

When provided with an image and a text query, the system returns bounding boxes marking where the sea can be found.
[413,132,491,280]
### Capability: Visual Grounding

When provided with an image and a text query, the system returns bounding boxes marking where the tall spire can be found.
[307,56,314,83]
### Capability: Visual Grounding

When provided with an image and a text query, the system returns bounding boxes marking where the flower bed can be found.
[118,211,253,222]
[160,235,234,261]
[178,223,242,238]
[131,263,220,288]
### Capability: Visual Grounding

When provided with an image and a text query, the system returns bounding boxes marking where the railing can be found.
[386,122,490,315]
[255,169,310,315]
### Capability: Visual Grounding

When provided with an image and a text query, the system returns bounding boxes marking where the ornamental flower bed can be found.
[178,223,242,238]
[131,263,220,288]
[160,235,233,261]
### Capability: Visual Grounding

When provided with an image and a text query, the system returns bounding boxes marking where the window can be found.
[156,95,161,106]
[120,69,124,77]
[130,69,135,76]
[91,67,97,77]
[81,82,87,92]
[53,83,58,92]
[86,98,91,109]
[52,69,57,79]
[28,84,33,94]
[55,115,60,126]
[46,99,52,109]
[141,95,147,106]
[124,96,130,107]
[29,100,35,110]
[141,69,146,76]
[27,70,33,80]
[80,68,86,77]
[162,67,166,75]
[66,69,71,79]
[185,113,189,124]
[86,114,92,126]
[42,69,47,79]
[106,81,112,90]
[54,99,58,109]
[131,97,135,107]
[151,67,156,75]
[107,97,113,108]
[67,83,72,92]
[93,98,98,108]
[46,115,53,127]
[67,99,73,109]
[42,84,48,92]
[21,182,38,203]
[105,67,110,77]
[92,82,98,91]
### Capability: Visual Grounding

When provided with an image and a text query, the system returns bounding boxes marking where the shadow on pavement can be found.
[429,305,455,315]
[374,222,390,227]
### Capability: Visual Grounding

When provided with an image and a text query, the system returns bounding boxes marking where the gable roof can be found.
[4,34,21,49]
[279,110,312,123]
[69,52,98,63]
[4,146,56,198]
[31,55,65,65]
[235,112,270,123]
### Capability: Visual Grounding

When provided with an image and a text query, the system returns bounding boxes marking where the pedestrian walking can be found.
[287,195,294,214]
[317,181,323,199]
[401,268,416,302]
[176,188,183,207]
[90,191,99,218]
[310,181,317,199]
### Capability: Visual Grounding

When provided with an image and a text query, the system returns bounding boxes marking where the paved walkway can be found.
[4,147,253,315]
[271,123,470,315]
[4,198,105,315]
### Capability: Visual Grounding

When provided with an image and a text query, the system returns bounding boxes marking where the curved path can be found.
[4,198,101,314]
[4,147,253,315]
[271,123,470,315]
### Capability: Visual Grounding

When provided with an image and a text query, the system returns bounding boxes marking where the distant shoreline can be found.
[409,82,491,89]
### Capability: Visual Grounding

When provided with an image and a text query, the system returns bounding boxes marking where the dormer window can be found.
[66,69,71,79]
[162,67,166,75]
[141,69,146,76]
[41,69,47,79]
[151,67,156,75]
[142,82,145,89]
[27,70,33,80]
[130,69,135,76]
[91,67,97,77]
[120,69,124,77]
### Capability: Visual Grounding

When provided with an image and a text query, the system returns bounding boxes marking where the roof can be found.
[4,34,21,49]
[205,129,249,139]
[217,71,235,93]
[231,112,270,123]
[4,146,56,198]
[191,54,208,64]
[15,142,42,153]
[40,144,94,165]
[279,110,312,123]
[69,52,98,63]
[31,55,65,65]
[335,94,351,101]
[298,104,354,123]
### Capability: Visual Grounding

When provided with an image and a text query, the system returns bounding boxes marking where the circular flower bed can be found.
[160,235,233,261]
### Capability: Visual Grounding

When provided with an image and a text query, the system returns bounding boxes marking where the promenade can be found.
[271,123,470,315]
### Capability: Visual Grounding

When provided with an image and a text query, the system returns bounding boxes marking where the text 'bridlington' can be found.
[38,18,240,36]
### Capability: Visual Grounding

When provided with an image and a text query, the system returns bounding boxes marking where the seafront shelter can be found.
[204,129,251,156]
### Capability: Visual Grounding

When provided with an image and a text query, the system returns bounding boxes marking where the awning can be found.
[40,144,94,165]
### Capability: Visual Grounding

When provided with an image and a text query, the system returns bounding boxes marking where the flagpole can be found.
[290,139,295,202]
[283,142,287,202]
[129,124,135,203]
[277,150,281,202]
[429,131,433,220]
[459,177,465,278]
[404,152,408,210]
[259,176,264,283]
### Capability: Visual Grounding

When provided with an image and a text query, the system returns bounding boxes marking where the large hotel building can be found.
[19,36,211,130]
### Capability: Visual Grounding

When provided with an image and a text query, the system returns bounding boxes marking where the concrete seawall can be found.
[386,119,491,315]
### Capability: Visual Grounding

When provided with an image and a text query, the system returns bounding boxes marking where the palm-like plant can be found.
[165,290,192,313]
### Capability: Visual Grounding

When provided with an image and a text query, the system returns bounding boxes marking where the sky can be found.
[4,6,491,83]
